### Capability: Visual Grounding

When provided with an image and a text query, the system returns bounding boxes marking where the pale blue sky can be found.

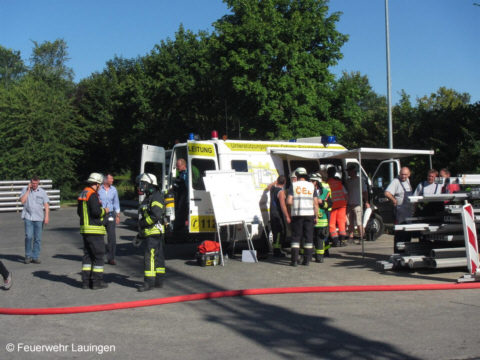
[1,0,478,105]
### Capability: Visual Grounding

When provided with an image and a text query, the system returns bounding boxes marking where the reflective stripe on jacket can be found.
[327,178,347,209]
[77,187,106,235]
[139,191,165,236]
[315,185,331,228]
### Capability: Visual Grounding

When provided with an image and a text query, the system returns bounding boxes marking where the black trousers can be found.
[290,216,315,263]
[0,260,9,279]
[104,219,116,261]
[82,235,105,286]
[271,215,286,250]
[144,235,165,286]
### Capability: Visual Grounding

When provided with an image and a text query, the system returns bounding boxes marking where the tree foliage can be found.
[0,40,82,197]
[213,0,348,139]
[332,71,387,148]
[1,2,480,200]
[0,46,27,88]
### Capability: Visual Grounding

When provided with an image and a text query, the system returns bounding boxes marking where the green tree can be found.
[142,26,223,142]
[30,39,74,82]
[213,0,348,139]
[0,74,84,197]
[417,87,470,111]
[0,46,27,88]
[332,71,387,148]
[392,88,479,183]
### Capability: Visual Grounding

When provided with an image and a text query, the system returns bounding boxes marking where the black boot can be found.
[138,283,154,292]
[331,237,340,247]
[92,282,108,290]
[303,248,313,266]
[315,254,324,263]
[290,248,300,267]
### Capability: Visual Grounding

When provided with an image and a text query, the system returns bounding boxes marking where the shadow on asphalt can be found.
[0,254,25,264]
[31,270,141,290]
[161,261,420,360]
[53,254,83,262]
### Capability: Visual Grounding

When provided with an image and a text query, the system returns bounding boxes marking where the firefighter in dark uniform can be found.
[269,175,290,257]
[78,173,109,290]
[136,173,165,292]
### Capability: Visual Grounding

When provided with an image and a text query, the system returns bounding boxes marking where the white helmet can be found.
[137,173,158,186]
[295,167,308,176]
[87,173,103,184]
[310,172,322,182]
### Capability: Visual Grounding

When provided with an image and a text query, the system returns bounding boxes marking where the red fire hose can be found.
[1,282,480,315]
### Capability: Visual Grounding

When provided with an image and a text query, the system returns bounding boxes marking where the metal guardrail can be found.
[0,180,60,212]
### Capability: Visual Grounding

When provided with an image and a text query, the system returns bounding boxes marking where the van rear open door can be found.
[140,144,166,202]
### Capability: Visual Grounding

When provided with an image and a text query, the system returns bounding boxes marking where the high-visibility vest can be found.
[315,185,331,228]
[291,181,315,216]
[322,181,332,211]
[78,187,106,235]
[327,178,347,209]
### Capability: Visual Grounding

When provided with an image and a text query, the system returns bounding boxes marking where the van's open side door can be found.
[187,141,219,233]
[371,160,401,224]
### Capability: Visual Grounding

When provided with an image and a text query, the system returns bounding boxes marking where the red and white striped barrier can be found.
[458,204,480,282]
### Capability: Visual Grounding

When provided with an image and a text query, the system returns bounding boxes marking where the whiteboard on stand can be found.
[203,170,263,226]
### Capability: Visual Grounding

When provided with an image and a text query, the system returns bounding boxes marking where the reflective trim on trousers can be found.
[92,266,104,273]
[291,242,300,248]
[82,264,92,271]
[145,248,156,277]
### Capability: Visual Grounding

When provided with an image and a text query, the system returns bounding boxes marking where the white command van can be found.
[139,131,434,245]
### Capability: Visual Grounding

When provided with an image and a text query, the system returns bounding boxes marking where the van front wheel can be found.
[366,213,384,241]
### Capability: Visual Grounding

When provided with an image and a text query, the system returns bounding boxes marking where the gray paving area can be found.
[1,207,479,360]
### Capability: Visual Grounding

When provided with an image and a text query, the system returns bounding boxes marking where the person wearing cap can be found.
[287,168,318,266]
[310,173,332,263]
[345,164,369,243]
[290,171,297,184]
[136,173,165,292]
[77,173,109,290]
[440,168,460,194]
[326,167,348,247]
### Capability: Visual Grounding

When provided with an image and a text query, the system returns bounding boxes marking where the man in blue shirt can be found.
[20,176,50,264]
[98,173,121,265]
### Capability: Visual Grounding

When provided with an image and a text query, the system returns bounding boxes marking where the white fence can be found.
[0,180,60,212]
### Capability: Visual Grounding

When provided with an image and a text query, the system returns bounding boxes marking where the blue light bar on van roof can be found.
[321,136,337,144]
[188,133,195,140]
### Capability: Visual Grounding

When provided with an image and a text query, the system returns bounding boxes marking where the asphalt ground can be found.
[1,206,479,360]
